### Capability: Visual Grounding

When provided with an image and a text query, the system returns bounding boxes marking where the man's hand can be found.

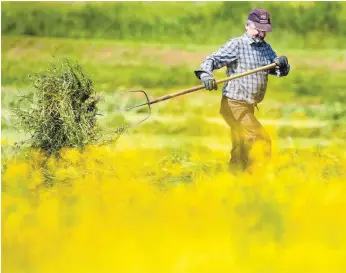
[274,56,288,69]
[274,56,290,77]
[201,73,218,91]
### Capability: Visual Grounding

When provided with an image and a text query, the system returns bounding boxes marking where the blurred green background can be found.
[2,1,346,149]
[2,1,346,48]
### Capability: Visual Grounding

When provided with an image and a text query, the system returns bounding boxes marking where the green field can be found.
[2,35,346,149]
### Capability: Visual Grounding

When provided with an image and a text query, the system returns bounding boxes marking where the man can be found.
[194,8,290,173]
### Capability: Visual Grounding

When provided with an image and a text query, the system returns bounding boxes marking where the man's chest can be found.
[237,45,272,69]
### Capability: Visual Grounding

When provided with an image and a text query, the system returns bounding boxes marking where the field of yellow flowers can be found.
[2,134,346,273]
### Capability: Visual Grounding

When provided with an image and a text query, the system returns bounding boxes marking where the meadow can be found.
[2,2,346,273]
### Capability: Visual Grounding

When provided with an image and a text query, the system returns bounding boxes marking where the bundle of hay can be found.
[15,56,101,155]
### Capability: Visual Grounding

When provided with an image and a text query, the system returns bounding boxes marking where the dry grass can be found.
[13,56,101,155]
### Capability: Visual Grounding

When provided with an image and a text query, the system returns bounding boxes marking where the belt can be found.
[253,102,259,111]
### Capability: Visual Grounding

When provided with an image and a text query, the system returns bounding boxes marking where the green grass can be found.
[2,35,346,150]
[2,36,346,98]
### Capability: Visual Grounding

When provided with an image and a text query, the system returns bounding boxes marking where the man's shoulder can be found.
[232,33,254,46]
[226,35,243,42]
[222,36,242,47]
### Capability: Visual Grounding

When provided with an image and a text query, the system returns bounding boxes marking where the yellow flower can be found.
[2,161,30,188]
[60,148,81,165]
[28,171,43,190]
[2,137,8,145]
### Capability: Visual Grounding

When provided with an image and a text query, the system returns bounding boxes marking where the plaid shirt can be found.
[198,33,279,104]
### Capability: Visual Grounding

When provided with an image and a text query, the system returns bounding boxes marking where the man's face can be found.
[246,23,266,42]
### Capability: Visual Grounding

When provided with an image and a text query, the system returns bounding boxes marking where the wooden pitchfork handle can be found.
[148,63,277,105]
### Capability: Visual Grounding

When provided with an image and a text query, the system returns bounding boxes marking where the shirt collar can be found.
[242,32,266,45]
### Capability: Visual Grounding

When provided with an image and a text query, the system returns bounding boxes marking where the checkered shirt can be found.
[199,33,278,104]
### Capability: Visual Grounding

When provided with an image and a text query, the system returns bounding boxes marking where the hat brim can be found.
[253,22,272,32]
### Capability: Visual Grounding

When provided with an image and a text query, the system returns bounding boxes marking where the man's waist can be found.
[222,89,265,104]
[222,84,266,95]
[222,95,261,110]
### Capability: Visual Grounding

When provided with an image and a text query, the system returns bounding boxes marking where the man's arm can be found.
[194,38,239,79]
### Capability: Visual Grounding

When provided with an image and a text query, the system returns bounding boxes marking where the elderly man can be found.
[195,8,290,173]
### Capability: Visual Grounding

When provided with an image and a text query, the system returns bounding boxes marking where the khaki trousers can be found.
[219,96,271,173]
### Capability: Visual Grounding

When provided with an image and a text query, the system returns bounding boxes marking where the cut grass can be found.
[11,56,101,155]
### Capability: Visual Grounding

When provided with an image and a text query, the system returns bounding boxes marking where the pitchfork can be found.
[112,63,276,131]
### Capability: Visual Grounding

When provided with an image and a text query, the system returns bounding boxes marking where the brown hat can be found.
[248,8,272,32]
